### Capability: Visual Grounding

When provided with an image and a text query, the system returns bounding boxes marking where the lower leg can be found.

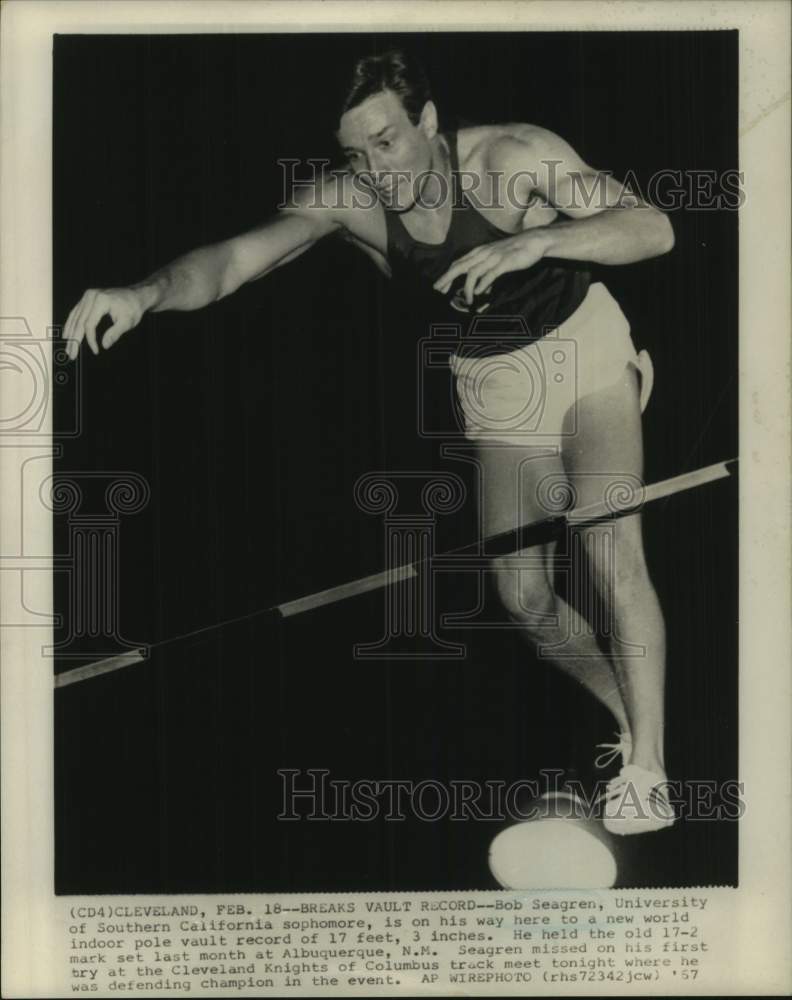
[535,595,630,738]
[494,556,630,737]
[606,558,666,774]
[560,368,668,780]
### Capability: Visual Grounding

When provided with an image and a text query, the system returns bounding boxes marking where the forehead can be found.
[337,90,411,145]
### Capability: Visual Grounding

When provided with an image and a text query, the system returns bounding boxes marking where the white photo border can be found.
[1,1,790,996]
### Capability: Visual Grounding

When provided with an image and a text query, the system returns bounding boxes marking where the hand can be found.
[63,286,148,361]
[433,230,550,306]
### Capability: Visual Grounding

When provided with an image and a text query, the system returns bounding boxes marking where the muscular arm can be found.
[435,126,674,304]
[63,176,357,359]
[509,127,675,264]
[138,211,339,312]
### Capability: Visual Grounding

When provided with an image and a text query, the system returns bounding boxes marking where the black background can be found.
[54,32,738,892]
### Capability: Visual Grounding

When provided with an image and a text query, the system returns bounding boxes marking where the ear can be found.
[418,100,439,139]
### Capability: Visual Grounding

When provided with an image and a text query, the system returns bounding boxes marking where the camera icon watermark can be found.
[418,314,578,441]
[0,317,81,438]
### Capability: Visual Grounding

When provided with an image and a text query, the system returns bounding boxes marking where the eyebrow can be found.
[341,125,393,152]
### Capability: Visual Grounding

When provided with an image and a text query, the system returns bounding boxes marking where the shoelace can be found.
[594,732,633,769]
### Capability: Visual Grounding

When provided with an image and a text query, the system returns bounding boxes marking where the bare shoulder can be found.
[457,123,586,174]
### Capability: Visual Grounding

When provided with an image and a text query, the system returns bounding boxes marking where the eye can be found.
[378,140,391,150]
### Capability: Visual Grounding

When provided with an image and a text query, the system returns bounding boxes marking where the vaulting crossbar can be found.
[54,458,737,689]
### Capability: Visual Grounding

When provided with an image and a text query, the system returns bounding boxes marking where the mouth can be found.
[376,186,405,209]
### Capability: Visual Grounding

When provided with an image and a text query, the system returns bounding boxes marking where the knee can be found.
[492,556,557,632]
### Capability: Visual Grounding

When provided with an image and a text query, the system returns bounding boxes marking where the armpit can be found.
[340,229,392,279]
[520,193,558,230]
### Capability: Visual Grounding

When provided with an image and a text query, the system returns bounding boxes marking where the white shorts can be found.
[448,282,652,447]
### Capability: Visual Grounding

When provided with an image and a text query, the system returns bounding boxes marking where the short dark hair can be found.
[341,50,432,125]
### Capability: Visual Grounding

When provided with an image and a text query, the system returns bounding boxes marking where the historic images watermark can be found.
[277,159,745,213]
[277,769,745,824]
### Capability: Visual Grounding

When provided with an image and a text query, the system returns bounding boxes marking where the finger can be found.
[435,258,475,293]
[82,295,112,356]
[65,291,96,360]
[434,264,465,294]
[474,261,507,297]
[63,302,78,344]
[101,318,130,350]
[463,262,491,305]
[64,293,93,355]
[62,303,82,359]
[434,249,489,293]
[455,246,489,268]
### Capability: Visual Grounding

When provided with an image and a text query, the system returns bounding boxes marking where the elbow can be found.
[215,275,234,302]
[627,207,675,260]
[655,212,675,255]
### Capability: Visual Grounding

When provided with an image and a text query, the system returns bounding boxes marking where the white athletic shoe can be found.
[600,764,676,835]
[594,731,633,770]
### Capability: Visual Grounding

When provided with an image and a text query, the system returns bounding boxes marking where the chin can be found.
[379,190,416,214]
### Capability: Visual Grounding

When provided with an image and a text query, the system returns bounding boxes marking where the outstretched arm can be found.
[434,126,674,305]
[63,190,344,360]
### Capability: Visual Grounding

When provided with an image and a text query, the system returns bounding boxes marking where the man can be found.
[63,50,676,834]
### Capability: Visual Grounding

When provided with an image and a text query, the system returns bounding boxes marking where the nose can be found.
[368,150,390,179]
[353,153,384,186]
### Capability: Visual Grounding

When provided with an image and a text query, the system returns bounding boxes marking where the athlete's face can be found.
[337,90,437,211]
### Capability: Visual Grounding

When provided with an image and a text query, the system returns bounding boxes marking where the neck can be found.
[407,134,452,218]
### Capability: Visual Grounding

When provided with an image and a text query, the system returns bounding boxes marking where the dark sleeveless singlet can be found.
[384,131,591,359]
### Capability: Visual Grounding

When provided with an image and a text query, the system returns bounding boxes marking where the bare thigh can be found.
[560,366,647,591]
